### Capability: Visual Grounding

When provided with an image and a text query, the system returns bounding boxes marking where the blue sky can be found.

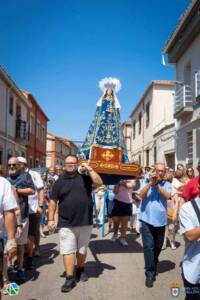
[0,0,190,142]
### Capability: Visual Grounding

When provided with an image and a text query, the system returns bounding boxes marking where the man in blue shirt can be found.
[179,177,200,300]
[139,163,171,288]
[7,157,35,283]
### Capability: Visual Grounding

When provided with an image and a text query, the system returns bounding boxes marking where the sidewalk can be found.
[7,227,185,300]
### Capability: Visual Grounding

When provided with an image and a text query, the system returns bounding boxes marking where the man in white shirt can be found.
[17,157,44,267]
[0,177,17,293]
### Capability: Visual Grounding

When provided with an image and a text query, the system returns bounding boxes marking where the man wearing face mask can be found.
[48,154,102,293]
[139,163,171,288]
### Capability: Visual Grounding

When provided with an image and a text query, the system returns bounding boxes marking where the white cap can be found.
[17,157,27,165]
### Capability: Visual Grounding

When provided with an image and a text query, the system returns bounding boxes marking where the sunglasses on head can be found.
[8,164,17,167]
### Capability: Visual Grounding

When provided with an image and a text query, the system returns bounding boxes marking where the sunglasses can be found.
[8,164,17,167]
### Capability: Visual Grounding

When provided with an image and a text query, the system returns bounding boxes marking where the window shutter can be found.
[195,70,200,100]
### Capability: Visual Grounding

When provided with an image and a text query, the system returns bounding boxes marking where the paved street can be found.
[7,227,185,300]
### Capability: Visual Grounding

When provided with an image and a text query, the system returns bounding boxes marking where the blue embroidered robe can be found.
[80,98,128,162]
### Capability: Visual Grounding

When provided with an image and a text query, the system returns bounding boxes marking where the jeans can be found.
[141,221,165,279]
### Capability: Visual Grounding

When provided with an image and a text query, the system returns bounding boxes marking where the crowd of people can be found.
[0,158,62,297]
[0,156,200,299]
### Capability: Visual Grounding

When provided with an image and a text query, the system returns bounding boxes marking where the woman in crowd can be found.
[163,170,185,250]
[186,167,195,180]
[111,180,135,246]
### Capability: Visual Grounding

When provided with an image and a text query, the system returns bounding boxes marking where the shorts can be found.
[28,213,37,237]
[112,199,132,217]
[16,218,29,245]
[59,225,92,255]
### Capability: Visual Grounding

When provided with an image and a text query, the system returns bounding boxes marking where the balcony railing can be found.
[16,119,30,141]
[174,84,193,116]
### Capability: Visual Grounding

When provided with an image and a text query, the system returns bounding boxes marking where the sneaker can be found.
[60,271,66,278]
[145,277,153,288]
[76,267,88,282]
[16,269,26,283]
[40,231,46,238]
[34,249,40,257]
[61,276,76,293]
[170,242,177,250]
[120,238,128,246]
[111,233,118,242]
[7,265,14,275]
[26,257,34,270]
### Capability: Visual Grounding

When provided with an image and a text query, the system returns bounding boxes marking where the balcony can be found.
[174,84,193,118]
[16,119,30,143]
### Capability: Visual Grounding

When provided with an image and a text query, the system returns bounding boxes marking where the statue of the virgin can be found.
[80,77,128,162]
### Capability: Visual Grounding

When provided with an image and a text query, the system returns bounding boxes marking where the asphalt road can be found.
[5,227,185,300]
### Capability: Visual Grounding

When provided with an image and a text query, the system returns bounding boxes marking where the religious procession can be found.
[0,1,200,300]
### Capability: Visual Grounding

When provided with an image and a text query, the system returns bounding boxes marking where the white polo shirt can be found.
[0,177,17,238]
[179,197,200,284]
[28,170,44,214]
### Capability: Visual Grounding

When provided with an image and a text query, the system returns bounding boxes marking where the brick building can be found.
[23,91,49,168]
[46,132,78,167]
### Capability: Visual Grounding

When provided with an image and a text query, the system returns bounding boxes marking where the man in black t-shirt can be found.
[48,154,102,293]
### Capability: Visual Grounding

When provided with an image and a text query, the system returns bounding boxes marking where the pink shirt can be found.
[115,183,133,204]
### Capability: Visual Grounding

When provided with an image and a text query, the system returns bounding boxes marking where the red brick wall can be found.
[25,93,48,167]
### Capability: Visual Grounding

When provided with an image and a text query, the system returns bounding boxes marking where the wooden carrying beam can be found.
[79,146,141,178]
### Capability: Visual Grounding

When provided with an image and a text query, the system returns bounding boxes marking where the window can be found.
[9,96,14,115]
[184,64,191,85]
[195,70,200,100]
[138,112,142,135]
[42,126,45,142]
[146,149,149,166]
[187,131,193,165]
[29,157,33,168]
[146,103,150,128]
[138,155,141,165]
[132,121,136,140]
[16,104,21,119]
[30,114,34,134]
[154,146,157,164]
[35,159,39,167]
[0,149,2,164]
[36,120,40,138]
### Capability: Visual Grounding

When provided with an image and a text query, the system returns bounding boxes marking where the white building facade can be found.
[0,67,30,166]
[129,80,175,168]
[163,0,200,169]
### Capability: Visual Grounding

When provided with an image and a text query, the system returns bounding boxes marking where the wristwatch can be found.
[16,224,23,228]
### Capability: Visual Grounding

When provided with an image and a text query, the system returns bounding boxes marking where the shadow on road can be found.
[157,260,176,274]
[23,242,59,283]
[85,261,116,278]
[89,233,143,259]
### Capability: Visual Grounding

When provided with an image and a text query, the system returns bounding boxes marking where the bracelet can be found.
[6,239,17,251]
